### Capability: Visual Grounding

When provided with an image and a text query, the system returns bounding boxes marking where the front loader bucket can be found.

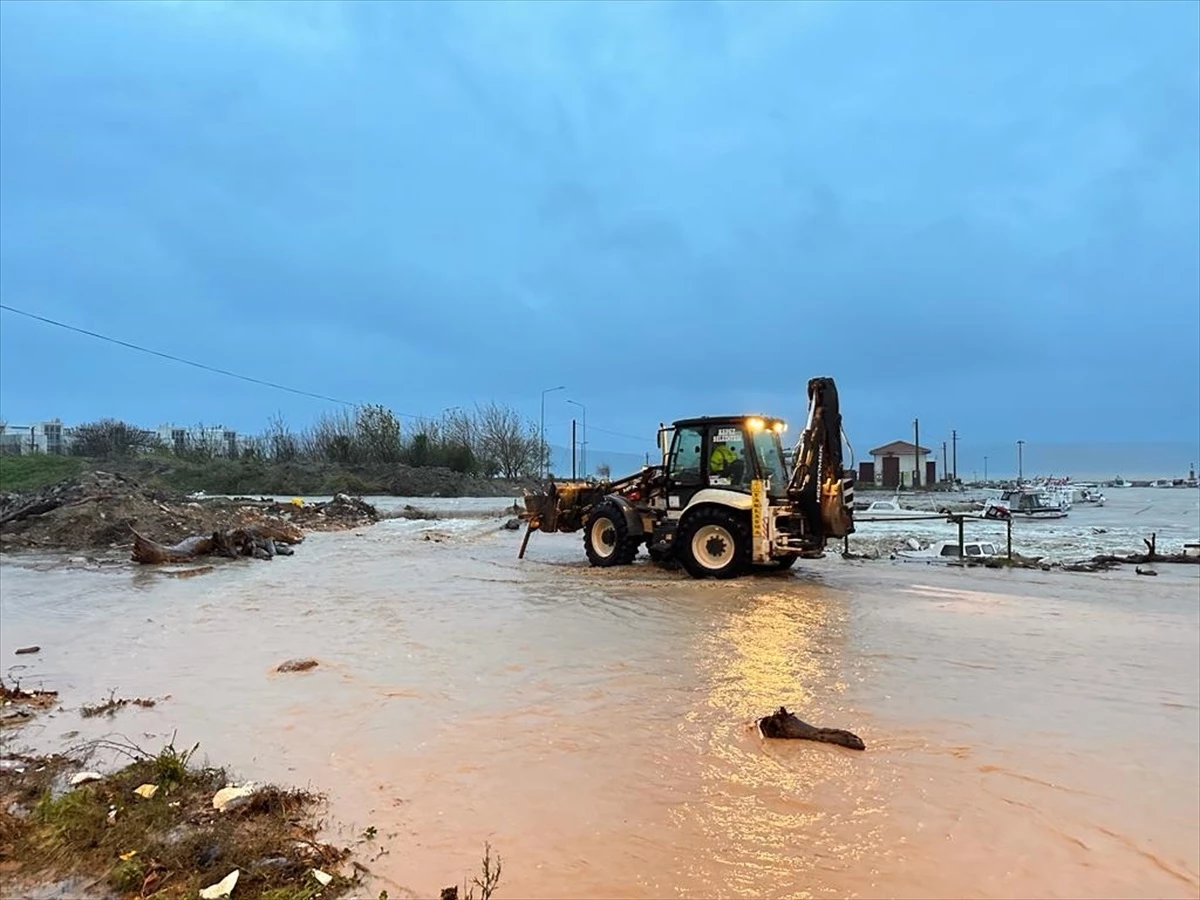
[520,481,608,535]
[522,487,562,534]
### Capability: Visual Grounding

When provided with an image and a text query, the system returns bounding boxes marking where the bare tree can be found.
[474,402,539,479]
[68,419,162,458]
[308,408,359,464]
[265,412,299,462]
[596,462,611,479]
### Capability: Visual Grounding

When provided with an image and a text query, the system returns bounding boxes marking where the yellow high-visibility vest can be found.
[710,444,736,471]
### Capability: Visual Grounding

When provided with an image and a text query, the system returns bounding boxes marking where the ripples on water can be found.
[1,497,1197,899]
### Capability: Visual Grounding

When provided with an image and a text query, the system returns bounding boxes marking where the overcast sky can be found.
[1,0,1197,467]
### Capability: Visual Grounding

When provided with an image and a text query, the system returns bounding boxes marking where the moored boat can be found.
[856,497,945,520]
[982,489,1069,520]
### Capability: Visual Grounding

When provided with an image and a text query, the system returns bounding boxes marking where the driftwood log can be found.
[757,707,866,750]
[132,523,301,565]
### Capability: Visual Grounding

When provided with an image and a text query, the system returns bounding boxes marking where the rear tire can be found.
[583,500,640,567]
[678,506,749,579]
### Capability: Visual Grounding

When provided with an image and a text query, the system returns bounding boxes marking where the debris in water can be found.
[14,645,40,655]
[80,692,159,718]
[1135,566,1158,576]
[0,679,59,725]
[756,706,866,750]
[275,658,319,673]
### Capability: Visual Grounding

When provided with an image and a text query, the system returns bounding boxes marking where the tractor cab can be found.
[659,415,790,508]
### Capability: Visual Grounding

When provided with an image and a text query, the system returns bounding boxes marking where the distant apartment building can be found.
[155,424,241,457]
[0,418,242,457]
[0,419,68,455]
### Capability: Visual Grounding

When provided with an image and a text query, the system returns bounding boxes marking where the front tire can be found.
[583,500,640,567]
[678,506,750,579]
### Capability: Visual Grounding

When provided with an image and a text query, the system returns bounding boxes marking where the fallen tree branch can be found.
[131,525,298,565]
[0,497,64,527]
[756,707,865,750]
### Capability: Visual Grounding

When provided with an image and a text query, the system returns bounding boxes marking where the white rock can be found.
[311,869,333,886]
[70,771,103,786]
[198,869,239,899]
[212,782,257,812]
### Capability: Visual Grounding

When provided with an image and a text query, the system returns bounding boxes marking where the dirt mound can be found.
[279,493,378,531]
[0,473,378,554]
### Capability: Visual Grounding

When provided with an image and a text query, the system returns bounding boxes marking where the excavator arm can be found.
[787,377,855,540]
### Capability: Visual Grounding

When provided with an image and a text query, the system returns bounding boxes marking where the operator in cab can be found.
[710,440,738,478]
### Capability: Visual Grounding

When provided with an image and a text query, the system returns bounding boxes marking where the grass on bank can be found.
[0,454,86,492]
[0,738,355,900]
[0,453,522,498]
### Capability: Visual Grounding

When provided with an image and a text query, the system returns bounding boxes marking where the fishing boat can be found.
[857,497,944,520]
[982,489,1069,520]
[1072,484,1106,506]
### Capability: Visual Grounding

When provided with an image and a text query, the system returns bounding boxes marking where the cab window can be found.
[669,427,704,485]
[707,424,748,488]
[752,430,790,495]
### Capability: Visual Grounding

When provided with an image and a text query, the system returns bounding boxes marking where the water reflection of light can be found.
[703,587,843,718]
[667,582,885,898]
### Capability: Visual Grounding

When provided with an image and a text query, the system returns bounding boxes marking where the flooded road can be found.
[2,513,1198,899]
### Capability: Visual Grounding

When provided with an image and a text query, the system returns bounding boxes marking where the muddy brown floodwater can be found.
[2,515,1198,899]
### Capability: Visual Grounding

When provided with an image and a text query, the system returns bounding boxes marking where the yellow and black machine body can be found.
[519,377,855,579]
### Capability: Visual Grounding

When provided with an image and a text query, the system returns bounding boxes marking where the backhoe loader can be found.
[518,377,855,579]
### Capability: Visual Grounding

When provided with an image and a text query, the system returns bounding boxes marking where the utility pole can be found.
[540,385,565,479]
[951,429,958,484]
[567,399,587,476]
[913,417,921,488]
[984,456,988,483]
[942,441,948,486]
[1017,440,1025,482]
[571,419,577,480]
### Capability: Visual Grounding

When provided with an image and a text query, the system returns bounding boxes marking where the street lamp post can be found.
[566,399,587,477]
[540,385,565,479]
[1017,440,1025,483]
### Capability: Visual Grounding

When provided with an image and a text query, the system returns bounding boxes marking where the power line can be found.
[1,303,658,439]
[588,425,653,444]
[0,302,413,414]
